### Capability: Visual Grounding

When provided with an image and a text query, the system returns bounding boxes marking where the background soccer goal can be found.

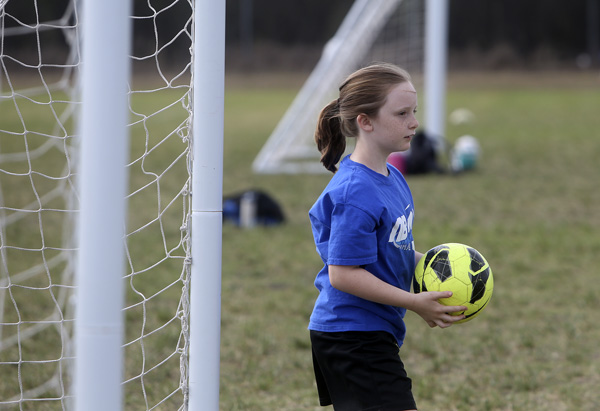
[253,0,447,174]
[0,0,224,409]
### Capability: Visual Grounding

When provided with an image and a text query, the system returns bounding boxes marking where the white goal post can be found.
[188,1,225,410]
[252,0,449,174]
[74,0,132,409]
[424,0,449,148]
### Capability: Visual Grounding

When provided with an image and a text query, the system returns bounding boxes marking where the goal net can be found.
[252,0,426,174]
[0,0,194,409]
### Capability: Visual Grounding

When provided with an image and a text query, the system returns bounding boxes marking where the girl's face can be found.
[368,82,419,154]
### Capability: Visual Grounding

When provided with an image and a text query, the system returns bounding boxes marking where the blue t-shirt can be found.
[308,155,415,345]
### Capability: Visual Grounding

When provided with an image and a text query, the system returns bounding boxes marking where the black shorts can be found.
[310,330,417,411]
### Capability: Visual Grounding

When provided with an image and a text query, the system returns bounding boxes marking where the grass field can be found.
[1,69,599,410]
[219,71,600,410]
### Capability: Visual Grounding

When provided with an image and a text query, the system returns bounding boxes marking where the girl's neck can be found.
[349,152,389,176]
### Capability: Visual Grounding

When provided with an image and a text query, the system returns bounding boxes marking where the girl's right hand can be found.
[409,291,466,328]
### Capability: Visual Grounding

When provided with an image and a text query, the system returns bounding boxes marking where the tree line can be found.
[2,0,598,68]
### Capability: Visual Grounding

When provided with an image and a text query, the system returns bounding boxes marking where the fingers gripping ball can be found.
[414,243,493,323]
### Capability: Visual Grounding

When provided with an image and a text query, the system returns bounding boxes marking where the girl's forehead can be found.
[390,81,416,94]
[385,83,418,103]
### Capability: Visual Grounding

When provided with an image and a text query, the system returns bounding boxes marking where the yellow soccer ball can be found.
[413,243,493,324]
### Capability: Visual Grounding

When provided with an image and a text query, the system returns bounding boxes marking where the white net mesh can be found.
[0,0,193,409]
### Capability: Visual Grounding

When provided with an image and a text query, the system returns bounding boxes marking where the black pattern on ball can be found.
[469,267,490,304]
[430,249,452,282]
[468,247,486,272]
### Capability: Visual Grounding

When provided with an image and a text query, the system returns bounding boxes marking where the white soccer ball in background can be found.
[451,134,480,172]
[449,108,475,125]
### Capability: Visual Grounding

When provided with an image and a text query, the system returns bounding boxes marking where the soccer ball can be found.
[413,243,493,324]
[451,135,480,172]
[448,108,475,125]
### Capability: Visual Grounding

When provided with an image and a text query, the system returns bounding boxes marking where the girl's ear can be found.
[356,113,373,132]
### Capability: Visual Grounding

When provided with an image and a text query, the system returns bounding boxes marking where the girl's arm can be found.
[329,264,466,328]
[415,250,424,266]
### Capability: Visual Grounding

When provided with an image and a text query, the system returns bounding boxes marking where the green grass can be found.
[1,71,600,410]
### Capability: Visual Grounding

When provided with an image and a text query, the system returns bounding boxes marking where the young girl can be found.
[308,63,466,410]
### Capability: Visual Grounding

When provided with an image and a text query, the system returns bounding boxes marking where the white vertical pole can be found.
[188,0,225,409]
[74,0,131,409]
[424,0,449,148]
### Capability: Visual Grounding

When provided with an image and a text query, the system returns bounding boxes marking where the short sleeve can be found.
[327,203,378,266]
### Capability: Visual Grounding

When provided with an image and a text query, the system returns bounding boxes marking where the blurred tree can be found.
[1,0,596,69]
[226,0,352,45]
[448,0,589,58]
[587,0,600,65]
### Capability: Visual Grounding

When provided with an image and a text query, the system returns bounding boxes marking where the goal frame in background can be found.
[252,0,449,174]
